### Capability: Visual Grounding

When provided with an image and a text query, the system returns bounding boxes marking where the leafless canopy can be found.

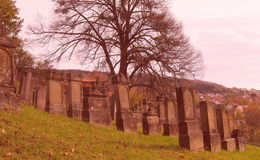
[30,0,203,85]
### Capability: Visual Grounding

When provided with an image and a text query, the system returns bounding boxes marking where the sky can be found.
[16,0,260,89]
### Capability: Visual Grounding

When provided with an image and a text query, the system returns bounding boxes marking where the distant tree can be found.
[0,0,23,38]
[244,105,260,143]
[30,0,203,87]
[245,105,260,129]
[0,0,53,70]
[33,59,53,70]
[0,0,36,69]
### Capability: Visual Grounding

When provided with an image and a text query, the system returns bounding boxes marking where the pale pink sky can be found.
[16,0,260,89]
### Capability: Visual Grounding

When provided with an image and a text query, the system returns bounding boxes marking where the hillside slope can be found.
[0,106,260,160]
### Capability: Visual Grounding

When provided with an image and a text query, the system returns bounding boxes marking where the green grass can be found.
[0,105,260,160]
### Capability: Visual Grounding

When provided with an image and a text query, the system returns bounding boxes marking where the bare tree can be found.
[30,0,202,85]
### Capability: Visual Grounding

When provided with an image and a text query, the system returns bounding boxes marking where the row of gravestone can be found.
[1,37,246,152]
[138,88,246,152]
[18,69,112,127]
[18,69,246,152]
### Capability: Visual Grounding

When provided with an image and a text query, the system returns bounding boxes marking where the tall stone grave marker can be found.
[113,74,137,133]
[20,71,32,103]
[176,87,204,151]
[216,108,236,151]
[163,98,179,137]
[200,101,221,152]
[46,71,67,115]
[133,102,143,128]
[157,97,166,128]
[36,86,47,111]
[70,82,83,119]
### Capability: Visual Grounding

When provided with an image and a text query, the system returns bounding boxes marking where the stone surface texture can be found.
[200,101,221,152]
[176,87,204,151]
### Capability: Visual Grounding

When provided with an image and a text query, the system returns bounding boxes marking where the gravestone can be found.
[133,102,143,128]
[0,50,13,86]
[20,71,32,103]
[47,79,67,115]
[0,37,19,112]
[200,101,221,152]
[82,86,111,127]
[157,97,166,128]
[176,87,204,151]
[113,74,137,133]
[108,92,116,121]
[36,86,47,111]
[231,129,246,151]
[163,98,179,137]
[68,81,83,120]
[216,108,236,151]
[142,100,161,135]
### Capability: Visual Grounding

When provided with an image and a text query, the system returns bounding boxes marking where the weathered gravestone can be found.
[0,37,19,112]
[163,98,179,137]
[231,129,246,151]
[82,85,111,127]
[46,71,67,115]
[113,74,137,133]
[36,86,47,111]
[68,82,83,120]
[176,87,204,151]
[143,100,161,135]
[108,91,116,121]
[65,72,83,119]
[133,102,143,128]
[158,97,166,127]
[200,101,221,152]
[216,108,236,151]
[20,71,32,104]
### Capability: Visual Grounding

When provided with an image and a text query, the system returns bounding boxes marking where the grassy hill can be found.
[0,106,260,160]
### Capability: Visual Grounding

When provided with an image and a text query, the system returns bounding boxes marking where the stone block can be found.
[203,134,221,152]
[163,123,178,137]
[133,112,143,128]
[0,48,13,86]
[83,108,111,127]
[143,113,161,135]
[231,129,246,151]
[221,138,236,151]
[48,104,67,115]
[36,86,46,111]
[200,101,221,152]
[0,39,19,112]
[176,87,204,151]
[72,104,83,120]
[178,120,201,135]
[216,109,232,140]
[82,86,111,127]
[116,110,137,133]
[234,137,246,151]
[179,132,204,151]
[113,75,137,133]
[49,80,63,105]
